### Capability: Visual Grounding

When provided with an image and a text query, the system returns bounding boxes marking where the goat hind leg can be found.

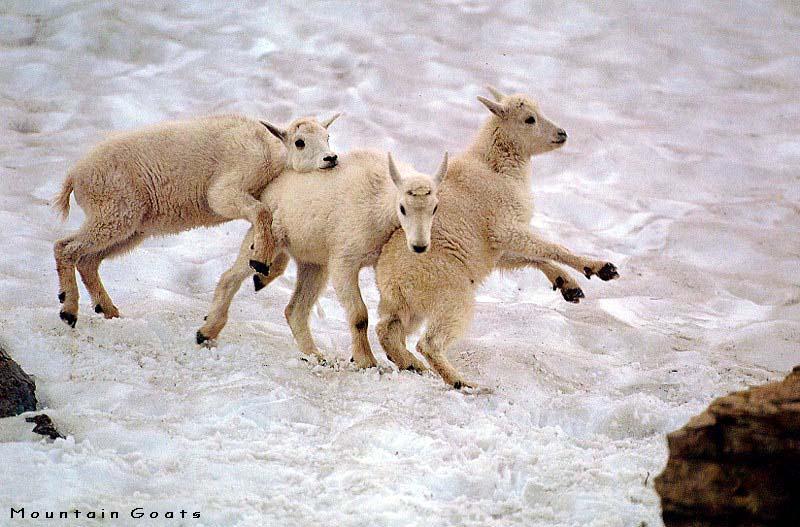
[376,314,427,373]
[77,253,118,318]
[416,306,475,389]
[76,232,145,319]
[54,234,80,326]
[54,214,139,327]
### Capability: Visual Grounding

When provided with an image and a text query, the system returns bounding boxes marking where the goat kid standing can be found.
[198,151,444,369]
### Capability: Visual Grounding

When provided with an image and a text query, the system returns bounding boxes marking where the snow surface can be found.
[1,1,799,526]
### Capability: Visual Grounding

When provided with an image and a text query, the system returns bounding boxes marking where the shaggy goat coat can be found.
[375,91,619,388]
[53,114,336,326]
[198,150,441,369]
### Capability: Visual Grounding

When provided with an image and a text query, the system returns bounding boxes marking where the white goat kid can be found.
[375,87,619,389]
[52,113,340,327]
[198,151,445,369]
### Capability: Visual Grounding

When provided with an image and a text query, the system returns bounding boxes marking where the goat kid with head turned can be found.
[198,151,444,369]
[375,87,619,389]
[52,112,340,328]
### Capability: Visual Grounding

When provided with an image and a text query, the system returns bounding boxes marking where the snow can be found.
[1,1,798,526]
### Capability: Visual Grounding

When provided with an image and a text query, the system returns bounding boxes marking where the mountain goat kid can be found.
[197,151,445,369]
[53,113,340,327]
[375,87,619,389]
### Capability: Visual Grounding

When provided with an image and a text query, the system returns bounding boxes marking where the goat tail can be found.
[53,174,74,221]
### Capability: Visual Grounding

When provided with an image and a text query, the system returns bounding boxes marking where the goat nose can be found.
[412,245,428,253]
[323,154,338,163]
[557,129,567,138]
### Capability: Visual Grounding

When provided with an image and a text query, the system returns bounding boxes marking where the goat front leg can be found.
[285,263,329,364]
[207,177,275,275]
[495,254,585,303]
[330,263,378,369]
[197,229,258,344]
[253,251,289,292]
[492,224,619,281]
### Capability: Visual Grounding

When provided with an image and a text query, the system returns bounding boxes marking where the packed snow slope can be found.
[1,1,799,526]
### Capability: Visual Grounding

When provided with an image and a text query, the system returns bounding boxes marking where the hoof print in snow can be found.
[59,311,77,328]
[0,346,37,418]
[249,259,270,275]
[94,304,103,314]
[57,292,65,303]
[253,274,266,292]
[25,414,64,440]
[303,356,329,368]
[597,263,619,281]
[562,287,585,303]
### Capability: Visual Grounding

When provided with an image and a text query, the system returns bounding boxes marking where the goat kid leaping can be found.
[375,87,619,389]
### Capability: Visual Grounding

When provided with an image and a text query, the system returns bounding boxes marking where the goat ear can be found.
[486,85,506,102]
[387,153,403,188]
[261,120,287,142]
[477,96,507,118]
[321,112,341,129]
[433,152,448,185]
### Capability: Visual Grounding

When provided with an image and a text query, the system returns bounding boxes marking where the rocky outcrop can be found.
[655,366,800,526]
[1,345,64,440]
[0,345,37,417]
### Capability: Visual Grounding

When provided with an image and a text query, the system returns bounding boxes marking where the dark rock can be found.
[26,414,65,440]
[0,346,37,417]
[655,367,800,526]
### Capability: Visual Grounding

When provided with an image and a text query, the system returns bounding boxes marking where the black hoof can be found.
[554,276,565,291]
[253,274,265,292]
[94,304,103,314]
[249,259,270,275]
[58,292,65,303]
[597,262,619,281]
[453,381,463,390]
[562,287,585,303]
[196,330,209,345]
[59,311,76,328]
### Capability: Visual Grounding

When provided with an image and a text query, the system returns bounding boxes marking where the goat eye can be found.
[433,205,438,214]
[525,116,536,124]
[295,139,305,149]
[400,205,406,216]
